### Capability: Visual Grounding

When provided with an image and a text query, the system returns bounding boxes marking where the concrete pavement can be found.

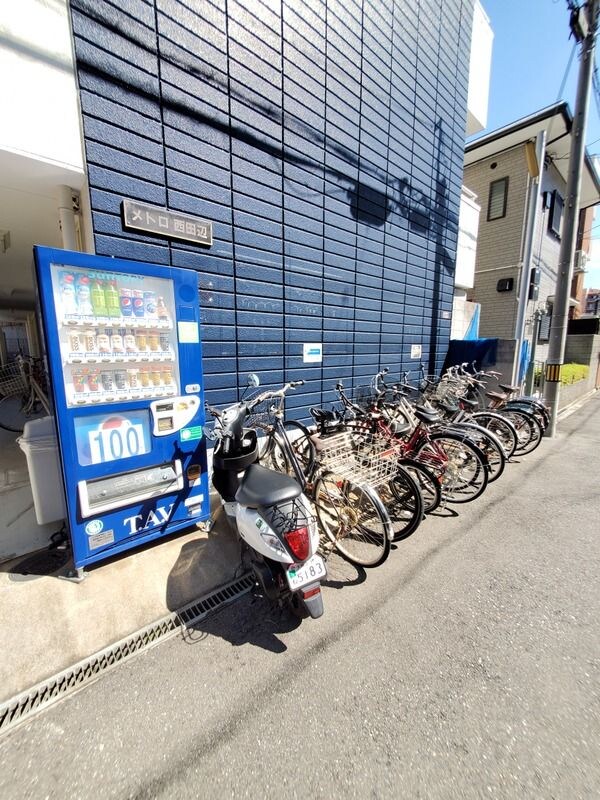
[1,394,599,798]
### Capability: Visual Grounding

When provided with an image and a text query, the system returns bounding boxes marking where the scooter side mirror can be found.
[247,373,260,388]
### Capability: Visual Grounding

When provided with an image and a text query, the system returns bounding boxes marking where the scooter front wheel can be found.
[312,472,392,568]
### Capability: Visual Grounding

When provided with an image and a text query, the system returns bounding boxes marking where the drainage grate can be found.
[0,573,254,738]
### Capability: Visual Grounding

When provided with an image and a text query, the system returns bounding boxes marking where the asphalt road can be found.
[1,396,599,799]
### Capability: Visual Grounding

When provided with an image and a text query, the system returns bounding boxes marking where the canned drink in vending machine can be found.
[114,370,128,391]
[72,369,86,394]
[124,331,137,354]
[135,331,147,352]
[69,331,83,354]
[127,368,139,389]
[97,330,111,355]
[100,370,114,392]
[147,331,160,352]
[110,330,125,356]
[161,367,173,385]
[87,368,100,392]
[150,369,162,387]
[159,333,170,352]
[139,368,150,388]
[84,329,97,353]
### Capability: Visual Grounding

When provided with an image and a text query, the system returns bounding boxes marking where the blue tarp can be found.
[463,304,481,340]
[442,338,499,372]
[518,339,530,384]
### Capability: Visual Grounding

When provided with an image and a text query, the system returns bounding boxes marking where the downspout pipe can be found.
[513,131,546,385]
[58,185,78,251]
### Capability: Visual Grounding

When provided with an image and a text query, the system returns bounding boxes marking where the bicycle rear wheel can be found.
[415,432,489,503]
[499,409,543,455]
[470,411,518,459]
[312,472,392,567]
[446,422,506,482]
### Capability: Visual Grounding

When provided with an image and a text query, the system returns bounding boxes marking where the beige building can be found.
[463,103,600,380]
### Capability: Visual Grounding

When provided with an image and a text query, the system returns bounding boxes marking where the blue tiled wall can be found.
[70,0,472,418]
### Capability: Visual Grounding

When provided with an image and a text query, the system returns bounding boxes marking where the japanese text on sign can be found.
[122,200,212,247]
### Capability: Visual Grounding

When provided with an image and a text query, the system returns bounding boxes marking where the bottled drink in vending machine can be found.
[91,277,108,316]
[132,289,145,318]
[75,275,94,315]
[144,291,157,318]
[119,287,133,317]
[157,296,170,322]
[105,279,121,318]
[59,272,78,316]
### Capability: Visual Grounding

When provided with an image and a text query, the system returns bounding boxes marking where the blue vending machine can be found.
[33,246,210,573]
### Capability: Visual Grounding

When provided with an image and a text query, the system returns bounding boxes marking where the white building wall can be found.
[455,188,481,290]
[0,0,83,170]
[466,0,493,136]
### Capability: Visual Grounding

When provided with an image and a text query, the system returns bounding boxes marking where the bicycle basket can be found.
[0,362,28,397]
[245,397,282,431]
[345,384,380,411]
[314,430,400,488]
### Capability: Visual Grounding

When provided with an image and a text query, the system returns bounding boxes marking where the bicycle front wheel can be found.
[398,458,442,513]
[379,465,424,542]
[282,419,316,477]
[312,472,392,568]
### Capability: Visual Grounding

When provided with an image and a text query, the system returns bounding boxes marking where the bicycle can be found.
[244,380,394,569]
[332,377,490,505]
[0,355,51,433]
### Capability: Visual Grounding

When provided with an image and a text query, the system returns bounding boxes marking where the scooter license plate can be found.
[286,554,326,591]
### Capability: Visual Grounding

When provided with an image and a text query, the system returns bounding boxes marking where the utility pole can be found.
[545,0,599,436]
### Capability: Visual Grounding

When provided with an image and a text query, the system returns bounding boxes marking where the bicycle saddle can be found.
[498,383,520,394]
[414,405,442,424]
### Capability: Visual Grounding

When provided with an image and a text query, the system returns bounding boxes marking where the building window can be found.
[548,190,564,238]
[487,177,508,220]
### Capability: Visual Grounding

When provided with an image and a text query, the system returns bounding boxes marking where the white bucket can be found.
[17,417,66,525]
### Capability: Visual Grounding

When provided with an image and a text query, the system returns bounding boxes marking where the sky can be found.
[475,0,600,288]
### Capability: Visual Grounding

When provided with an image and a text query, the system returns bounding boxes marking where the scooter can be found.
[205,376,325,620]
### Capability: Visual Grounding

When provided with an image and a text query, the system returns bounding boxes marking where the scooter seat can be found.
[235,464,302,508]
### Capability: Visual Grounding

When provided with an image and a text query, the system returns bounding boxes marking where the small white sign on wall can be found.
[303,343,323,363]
[410,344,422,359]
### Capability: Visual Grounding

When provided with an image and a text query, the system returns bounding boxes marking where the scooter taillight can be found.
[284,526,310,561]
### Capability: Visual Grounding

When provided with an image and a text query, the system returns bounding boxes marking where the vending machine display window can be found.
[74,410,152,467]
[50,264,180,408]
